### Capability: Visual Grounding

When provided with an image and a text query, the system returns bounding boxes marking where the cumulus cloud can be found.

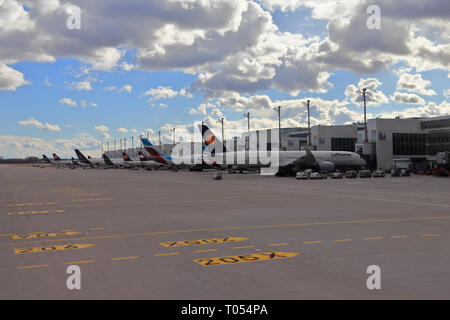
[117,128,128,134]
[396,73,437,96]
[59,98,77,107]
[71,80,93,91]
[345,78,389,106]
[0,134,101,159]
[18,117,61,132]
[143,86,190,101]
[94,125,109,133]
[390,92,426,105]
[0,63,29,91]
[377,101,450,118]
[118,84,133,93]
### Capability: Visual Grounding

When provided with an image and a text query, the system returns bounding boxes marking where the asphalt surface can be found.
[1,164,450,299]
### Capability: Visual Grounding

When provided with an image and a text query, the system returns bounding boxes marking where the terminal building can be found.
[242,115,450,170]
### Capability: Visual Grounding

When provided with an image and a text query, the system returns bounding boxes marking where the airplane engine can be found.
[318,161,335,173]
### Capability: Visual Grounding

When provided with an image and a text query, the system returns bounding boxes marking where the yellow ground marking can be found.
[233,245,255,249]
[8,209,65,216]
[333,239,353,243]
[362,237,384,241]
[194,252,299,266]
[7,202,56,207]
[420,234,440,237]
[155,252,180,257]
[111,256,139,261]
[17,265,48,270]
[390,235,409,239]
[1,215,449,248]
[60,229,76,232]
[304,241,323,244]
[65,260,95,265]
[72,197,114,202]
[14,243,95,254]
[195,249,218,253]
[160,237,248,248]
[267,243,289,247]
[12,231,81,240]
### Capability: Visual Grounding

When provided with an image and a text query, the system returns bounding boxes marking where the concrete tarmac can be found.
[1,165,450,299]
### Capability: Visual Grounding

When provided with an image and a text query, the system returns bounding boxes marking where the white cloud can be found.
[377,101,450,118]
[390,92,426,105]
[143,86,179,101]
[118,84,133,93]
[72,80,93,91]
[18,117,61,132]
[0,134,101,159]
[345,78,389,107]
[59,98,77,107]
[396,73,437,96]
[94,125,109,133]
[444,89,450,99]
[0,63,29,91]
[117,128,129,134]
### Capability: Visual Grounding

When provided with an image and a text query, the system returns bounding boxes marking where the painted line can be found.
[390,235,409,239]
[160,237,248,248]
[8,209,65,216]
[362,237,384,241]
[17,265,48,270]
[1,215,449,248]
[90,227,104,231]
[65,260,95,265]
[14,244,95,254]
[267,243,289,247]
[72,198,114,202]
[194,252,299,267]
[195,249,218,253]
[7,202,56,207]
[304,241,323,244]
[111,256,139,261]
[420,234,440,237]
[155,252,180,257]
[12,231,81,240]
[333,239,353,243]
[233,245,255,249]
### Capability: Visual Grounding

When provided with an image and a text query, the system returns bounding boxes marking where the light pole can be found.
[220,117,225,152]
[158,130,161,152]
[306,99,311,147]
[362,88,368,143]
[277,106,281,150]
[243,112,250,151]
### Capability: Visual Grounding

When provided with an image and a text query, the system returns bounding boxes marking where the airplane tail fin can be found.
[138,151,149,161]
[52,153,61,161]
[140,138,168,165]
[88,155,92,159]
[74,149,91,164]
[198,124,227,153]
[122,152,132,162]
[103,154,115,166]
[43,155,51,163]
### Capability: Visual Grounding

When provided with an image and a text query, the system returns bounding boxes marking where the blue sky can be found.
[0,0,449,158]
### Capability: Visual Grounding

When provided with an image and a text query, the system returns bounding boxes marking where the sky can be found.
[0,0,449,158]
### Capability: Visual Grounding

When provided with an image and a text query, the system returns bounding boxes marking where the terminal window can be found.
[392,133,427,156]
[331,138,357,152]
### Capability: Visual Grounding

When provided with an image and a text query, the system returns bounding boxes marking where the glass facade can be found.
[331,138,357,152]
[427,130,450,155]
[392,133,427,156]
[421,118,450,130]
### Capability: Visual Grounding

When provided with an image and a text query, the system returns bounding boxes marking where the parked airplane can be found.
[140,137,205,170]
[74,149,104,166]
[120,151,163,169]
[198,124,366,176]
[48,153,75,166]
